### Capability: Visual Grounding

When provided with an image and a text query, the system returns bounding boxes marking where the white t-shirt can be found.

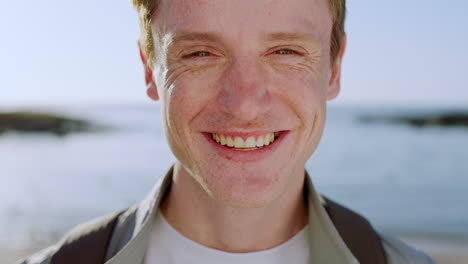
[144,211,310,264]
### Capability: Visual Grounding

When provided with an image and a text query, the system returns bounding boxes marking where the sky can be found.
[0,0,467,107]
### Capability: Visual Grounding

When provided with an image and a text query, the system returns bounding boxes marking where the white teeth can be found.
[234,137,244,148]
[227,136,234,147]
[256,137,264,147]
[245,137,256,148]
[211,132,280,150]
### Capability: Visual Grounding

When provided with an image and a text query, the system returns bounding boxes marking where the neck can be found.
[160,163,308,253]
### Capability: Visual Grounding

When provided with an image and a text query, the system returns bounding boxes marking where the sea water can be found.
[1,104,467,253]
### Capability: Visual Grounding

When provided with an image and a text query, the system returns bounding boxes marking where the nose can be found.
[217,56,272,122]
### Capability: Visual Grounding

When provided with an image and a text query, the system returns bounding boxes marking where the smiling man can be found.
[19,0,436,263]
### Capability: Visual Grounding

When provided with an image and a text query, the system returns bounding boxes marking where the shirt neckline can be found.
[157,209,310,258]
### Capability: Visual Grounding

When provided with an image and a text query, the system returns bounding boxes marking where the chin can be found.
[201,166,288,209]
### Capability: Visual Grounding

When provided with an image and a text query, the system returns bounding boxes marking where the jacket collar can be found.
[104,166,174,264]
[304,171,358,263]
[105,167,358,264]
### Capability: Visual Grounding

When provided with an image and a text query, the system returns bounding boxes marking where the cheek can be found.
[270,69,327,154]
[165,88,193,142]
[168,71,218,116]
[157,60,216,116]
[270,68,327,113]
[163,68,220,140]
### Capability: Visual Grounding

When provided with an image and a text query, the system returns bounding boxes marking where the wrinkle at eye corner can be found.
[163,64,190,89]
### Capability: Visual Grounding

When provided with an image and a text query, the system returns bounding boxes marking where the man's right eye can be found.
[184,51,212,58]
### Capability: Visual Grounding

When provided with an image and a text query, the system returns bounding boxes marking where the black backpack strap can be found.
[50,210,124,264]
[323,196,387,264]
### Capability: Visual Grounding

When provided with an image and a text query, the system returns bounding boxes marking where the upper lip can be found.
[204,130,286,138]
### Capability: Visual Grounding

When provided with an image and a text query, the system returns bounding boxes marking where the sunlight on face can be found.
[151,0,338,207]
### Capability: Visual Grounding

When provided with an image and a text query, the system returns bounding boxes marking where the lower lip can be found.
[202,131,289,162]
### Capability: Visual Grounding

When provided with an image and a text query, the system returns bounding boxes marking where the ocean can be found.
[1,104,467,259]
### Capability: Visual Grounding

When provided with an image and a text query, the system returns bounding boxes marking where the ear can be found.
[138,41,159,101]
[327,35,347,100]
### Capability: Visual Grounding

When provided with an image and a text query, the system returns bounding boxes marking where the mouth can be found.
[208,131,284,151]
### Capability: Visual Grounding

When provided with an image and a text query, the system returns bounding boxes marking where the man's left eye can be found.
[274,49,296,55]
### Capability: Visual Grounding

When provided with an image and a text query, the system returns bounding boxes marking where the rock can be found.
[0,111,102,136]
[400,114,468,127]
[360,112,468,128]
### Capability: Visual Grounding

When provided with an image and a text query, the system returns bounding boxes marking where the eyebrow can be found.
[170,32,223,43]
[167,31,320,46]
[265,32,320,44]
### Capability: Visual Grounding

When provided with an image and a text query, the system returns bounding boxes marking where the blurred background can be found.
[1,0,467,263]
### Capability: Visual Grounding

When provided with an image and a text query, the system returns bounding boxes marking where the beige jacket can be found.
[19,168,436,264]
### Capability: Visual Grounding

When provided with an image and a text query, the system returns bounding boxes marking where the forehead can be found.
[155,0,332,41]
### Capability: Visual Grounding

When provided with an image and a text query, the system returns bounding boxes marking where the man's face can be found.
[150,0,343,207]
